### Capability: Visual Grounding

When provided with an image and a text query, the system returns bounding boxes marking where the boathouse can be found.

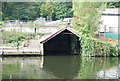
[40,27,80,55]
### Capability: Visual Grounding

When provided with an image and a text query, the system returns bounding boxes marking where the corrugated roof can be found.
[40,27,80,44]
[102,8,120,15]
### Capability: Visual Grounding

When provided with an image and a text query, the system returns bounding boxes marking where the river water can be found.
[0,55,119,80]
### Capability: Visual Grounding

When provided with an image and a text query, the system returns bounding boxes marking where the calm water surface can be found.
[0,55,119,80]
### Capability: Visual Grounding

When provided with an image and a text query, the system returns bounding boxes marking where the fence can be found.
[99,27,120,40]
[3,21,33,27]
[3,20,61,27]
[109,27,119,34]
[105,32,119,40]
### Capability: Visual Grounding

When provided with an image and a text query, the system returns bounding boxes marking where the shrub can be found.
[2,31,26,43]
[79,34,118,57]
[0,21,4,28]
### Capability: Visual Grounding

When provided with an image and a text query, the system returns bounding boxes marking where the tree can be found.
[40,2,73,21]
[2,2,73,21]
[40,2,54,21]
[2,2,40,20]
[107,2,120,8]
[52,2,73,20]
[72,2,106,37]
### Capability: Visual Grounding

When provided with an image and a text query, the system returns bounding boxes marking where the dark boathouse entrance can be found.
[40,27,80,55]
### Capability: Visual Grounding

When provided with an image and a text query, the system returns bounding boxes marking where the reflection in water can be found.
[2,57,56,79]
[97,67,118,79]
[0,56,119,79]
[43,55,80,79]
[75,57,119,79]
[0,57,2,81]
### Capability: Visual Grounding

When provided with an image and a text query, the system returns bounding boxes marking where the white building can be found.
[99,8,119,34]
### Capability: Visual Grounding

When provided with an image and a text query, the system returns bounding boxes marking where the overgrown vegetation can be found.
[0,21,4,28]
[0,31,44,46]
[0,31,27,46]
[72,2,106,37]
[79,34,118,57]
[107,2,120,8]
[72,2,118,56]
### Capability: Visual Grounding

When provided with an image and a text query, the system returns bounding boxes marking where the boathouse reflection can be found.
[43,55,81,79]
[1,55,81,79]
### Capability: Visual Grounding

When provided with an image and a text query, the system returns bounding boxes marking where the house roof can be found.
[40,27,80,44]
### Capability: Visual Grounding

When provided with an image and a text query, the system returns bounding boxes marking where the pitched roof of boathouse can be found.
[40,27,80,44]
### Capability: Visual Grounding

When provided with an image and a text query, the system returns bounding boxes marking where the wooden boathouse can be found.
[40,27,80,55]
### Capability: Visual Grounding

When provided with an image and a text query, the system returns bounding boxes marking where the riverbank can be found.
[0,40,42,56]
[0,48,41,56]
[0,27,119,57]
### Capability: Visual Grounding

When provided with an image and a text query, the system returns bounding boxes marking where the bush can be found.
[0,21,4,28]
[2,31,26,43]
[79,34,118,57]
[1,31,42,46]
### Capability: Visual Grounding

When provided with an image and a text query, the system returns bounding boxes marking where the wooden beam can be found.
[61,33,73,34]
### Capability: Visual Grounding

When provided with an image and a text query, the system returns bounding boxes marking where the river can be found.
[0,55,119,80]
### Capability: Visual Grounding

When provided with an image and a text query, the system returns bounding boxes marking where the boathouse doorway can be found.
[40,27,80,55]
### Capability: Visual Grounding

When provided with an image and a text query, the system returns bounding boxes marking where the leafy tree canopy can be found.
[2,2,73,21]
[72,2,106,37]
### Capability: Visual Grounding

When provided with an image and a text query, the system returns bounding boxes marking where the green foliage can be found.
[2,2,73,21]
[0,21,4,28]
[2,31,26,43]
[72,2,113,56]
[40,2,54,21]
[107,2,120,8]
[2,2,41,20]
[0,31,45,46]
[40,2,73,21]
[79,34,118,57]
[52,2,73,20]
[72,2,106,37]
[0,31,30,46]
[72,2,118,56]
[0,11,2,20]
[1,2,119,21]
